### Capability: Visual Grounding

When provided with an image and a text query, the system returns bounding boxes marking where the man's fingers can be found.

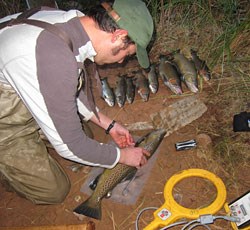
[138,155,147,168]
[142,148,150,157]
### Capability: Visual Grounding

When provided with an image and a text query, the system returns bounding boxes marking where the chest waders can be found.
[0,7,96,204]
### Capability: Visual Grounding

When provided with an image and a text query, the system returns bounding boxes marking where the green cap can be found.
[111,0,154,68]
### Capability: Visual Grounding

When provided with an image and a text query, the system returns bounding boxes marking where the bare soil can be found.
[0,58,249,230]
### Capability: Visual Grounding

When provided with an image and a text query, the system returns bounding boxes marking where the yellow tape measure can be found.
[144,168,227,230]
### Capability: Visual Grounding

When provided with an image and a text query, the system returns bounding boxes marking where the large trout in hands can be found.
[73,129,166,220]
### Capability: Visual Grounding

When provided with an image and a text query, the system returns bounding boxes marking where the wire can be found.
[136,208,240,230]
[135,207,158,230]
[187,223,211,230]
[159,220,189,229]
[181,220,200,230]
[213,215,240,222]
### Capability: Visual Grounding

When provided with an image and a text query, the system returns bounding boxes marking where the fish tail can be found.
[73,197,102,220]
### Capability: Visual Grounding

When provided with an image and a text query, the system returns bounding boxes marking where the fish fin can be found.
[122,169,137,182]
[73,198,102,220]
[89,173,102,190]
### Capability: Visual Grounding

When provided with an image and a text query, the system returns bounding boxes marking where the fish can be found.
[125,76,135,104]
[134,71,150,102]
[114,75,126,107]
[173,51,199,93]
[147,64,159,94]
[190,49,211,81]
[73,128,167,220]
[100,77,115,107]
[158,55,183,95]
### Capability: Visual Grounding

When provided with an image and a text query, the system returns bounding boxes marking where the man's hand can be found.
[109,122,135,148]
[119,146,150,168]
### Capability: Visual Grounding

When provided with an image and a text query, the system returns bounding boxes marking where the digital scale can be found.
[142,169,250,230]
[225,190,250,229]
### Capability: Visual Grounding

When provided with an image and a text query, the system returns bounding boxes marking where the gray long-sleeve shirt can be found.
[0,9,120,168]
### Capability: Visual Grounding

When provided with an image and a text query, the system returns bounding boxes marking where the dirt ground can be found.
[0,58,249,230]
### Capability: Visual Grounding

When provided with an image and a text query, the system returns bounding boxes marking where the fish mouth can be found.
[127,98,134,104]
[199,70,211,81]
[116,96,125,107]
[135,128,167,147]
[105,99,115,107]
[149,85,158,94]
[165,82,183,95]
[117,102,124,107]
[141,94,149,102]
[185,82,199,93]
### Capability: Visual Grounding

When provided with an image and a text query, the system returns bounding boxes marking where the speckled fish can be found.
[190,49,211,81]
[73,128,167,220]
[159,55,182,95]
[114,75,126,107]
[173,51,199,93]
[100,77,115,107]
[147,64,159,94]
[125,76,135,104]
[134,71,150,102]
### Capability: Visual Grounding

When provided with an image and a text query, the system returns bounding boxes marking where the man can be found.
[0,0,154,204]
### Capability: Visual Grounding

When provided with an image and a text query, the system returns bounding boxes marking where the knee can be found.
[50,179,71,204]
[31,176,71,205]
[42,178,71,204]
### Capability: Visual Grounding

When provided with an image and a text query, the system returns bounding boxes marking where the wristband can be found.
[105,120,116,134]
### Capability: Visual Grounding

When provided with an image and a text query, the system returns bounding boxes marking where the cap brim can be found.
[136,44,150,69]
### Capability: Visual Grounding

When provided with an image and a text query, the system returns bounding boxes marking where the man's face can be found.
[93,30,136,65]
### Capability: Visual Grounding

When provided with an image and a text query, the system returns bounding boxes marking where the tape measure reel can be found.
[144,168,227,230]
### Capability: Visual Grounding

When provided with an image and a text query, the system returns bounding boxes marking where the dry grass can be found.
[149,0,250,200]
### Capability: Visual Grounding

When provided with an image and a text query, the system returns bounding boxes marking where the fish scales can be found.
[173,51,199,93]
[159,55,182,95]
[114,75,126,107]
[73,129,166,220]
[147,64,159,94]
[125,76,135,104]
[100,77,115,107]
[134,71,150,102]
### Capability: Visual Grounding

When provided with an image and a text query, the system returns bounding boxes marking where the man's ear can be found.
[111,29,128,43]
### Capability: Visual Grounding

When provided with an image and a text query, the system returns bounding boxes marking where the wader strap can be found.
[0,7,73,51]
[77,62,99,120]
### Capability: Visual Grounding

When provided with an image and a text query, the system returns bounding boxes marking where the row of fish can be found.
[100,49,211,107]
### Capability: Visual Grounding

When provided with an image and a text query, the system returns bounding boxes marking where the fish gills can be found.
[73,129,167,220]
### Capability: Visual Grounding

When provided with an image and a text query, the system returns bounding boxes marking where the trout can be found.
[173,51,199,93]
[190,49,211,81]
[125,76,135,104]
[159,55,182,95]
[134,71,150,102]
[147,64,159,94]
[100,77,115,107]
[114,75,126,107]
[73,129,166,220]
